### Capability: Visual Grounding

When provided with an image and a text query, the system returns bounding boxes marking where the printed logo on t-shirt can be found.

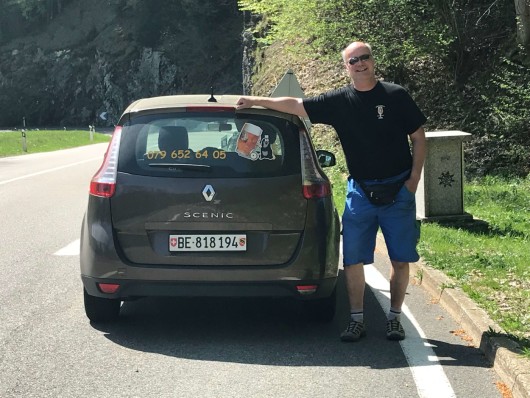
[376,105,385,119]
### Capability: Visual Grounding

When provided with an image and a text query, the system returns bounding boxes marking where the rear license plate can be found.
[169,234,247,252]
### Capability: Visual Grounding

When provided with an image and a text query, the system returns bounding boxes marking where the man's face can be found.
[344,45,374,80]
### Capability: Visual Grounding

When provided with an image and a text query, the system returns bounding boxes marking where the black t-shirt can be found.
[303,81,427,180]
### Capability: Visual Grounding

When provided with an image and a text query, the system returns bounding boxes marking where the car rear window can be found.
[117,111,302,178]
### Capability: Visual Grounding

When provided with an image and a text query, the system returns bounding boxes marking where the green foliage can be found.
[240,0,452,69]
[491,58,530,132]
[239,0,530,177]
[314,0,452,74]
[239,0,320,49]
[464,52,530,177]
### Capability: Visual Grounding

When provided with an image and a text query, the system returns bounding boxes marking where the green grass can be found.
[328,172,530,356]
[0,129,111,157]
[418,176,530,354]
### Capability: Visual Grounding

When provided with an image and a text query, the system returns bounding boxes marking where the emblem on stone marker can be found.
[438,171,455,188]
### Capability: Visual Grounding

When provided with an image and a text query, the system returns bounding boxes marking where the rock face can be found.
[0,0,244,127]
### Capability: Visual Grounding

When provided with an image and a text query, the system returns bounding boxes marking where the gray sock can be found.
[387,308,401,321]
[350,309,364,323]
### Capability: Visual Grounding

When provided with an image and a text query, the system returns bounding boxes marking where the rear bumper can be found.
[80,195,340,301]
[81,275,337,300]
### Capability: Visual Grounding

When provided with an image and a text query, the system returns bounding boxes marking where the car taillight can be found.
[296,285,318,295]
[97,283,120,294]
[299,129,332,199]
[302,184,331,199]
[89,126,123,198]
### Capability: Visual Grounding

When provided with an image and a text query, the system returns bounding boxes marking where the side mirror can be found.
[316,150,336,167]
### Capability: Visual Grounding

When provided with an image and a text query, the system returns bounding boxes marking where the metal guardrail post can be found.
[21,117,27,152]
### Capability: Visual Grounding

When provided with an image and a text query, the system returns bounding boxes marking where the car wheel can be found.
[303,287,337,323]
[83,288,121,322]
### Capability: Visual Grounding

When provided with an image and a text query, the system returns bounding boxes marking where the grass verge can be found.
[418,176,530,356]
[0,129,111,157]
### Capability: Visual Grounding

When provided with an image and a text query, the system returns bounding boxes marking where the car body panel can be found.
[111,173,306,266]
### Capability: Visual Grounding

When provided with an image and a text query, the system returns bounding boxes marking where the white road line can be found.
[365,264,456,398]
[54,239,80,256]
[0,157,102,186]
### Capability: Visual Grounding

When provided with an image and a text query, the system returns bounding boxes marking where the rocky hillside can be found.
[0,0,244,127]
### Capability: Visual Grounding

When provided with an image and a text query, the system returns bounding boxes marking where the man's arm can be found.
[236,96,308,117]
[406,127,426,193]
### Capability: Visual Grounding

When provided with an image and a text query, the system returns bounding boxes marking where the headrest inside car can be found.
[158,126,189,151]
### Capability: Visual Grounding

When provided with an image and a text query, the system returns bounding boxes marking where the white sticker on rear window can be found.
[236,123,275,161]
[236,123,262,160]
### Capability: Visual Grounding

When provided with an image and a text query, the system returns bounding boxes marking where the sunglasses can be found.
[348,54,371,65]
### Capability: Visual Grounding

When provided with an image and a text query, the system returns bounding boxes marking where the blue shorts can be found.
[342,169,420,265]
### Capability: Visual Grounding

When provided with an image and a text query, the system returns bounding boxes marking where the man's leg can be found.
[389,260,409,310]
[340,177,377,342]
[379,185,419,340]
[344,263,365,310]
[340,263,367,342]
[385,260,409,340]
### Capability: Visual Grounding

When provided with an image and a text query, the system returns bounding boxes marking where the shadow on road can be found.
[91,271,492,370]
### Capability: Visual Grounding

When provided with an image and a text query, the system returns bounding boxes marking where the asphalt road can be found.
[0,144,503,398]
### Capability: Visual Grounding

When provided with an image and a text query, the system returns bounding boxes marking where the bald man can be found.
[237,41,426,342]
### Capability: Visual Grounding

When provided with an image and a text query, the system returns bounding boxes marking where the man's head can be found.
[342,41,376,89]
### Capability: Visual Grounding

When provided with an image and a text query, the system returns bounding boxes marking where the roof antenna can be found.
[208,87,217,102]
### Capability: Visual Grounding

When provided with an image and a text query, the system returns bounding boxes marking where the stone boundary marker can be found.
[416,130,472,221]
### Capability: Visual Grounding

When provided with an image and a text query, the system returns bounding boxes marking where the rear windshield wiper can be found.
[148,163,212,171]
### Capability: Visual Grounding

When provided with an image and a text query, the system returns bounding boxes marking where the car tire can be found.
[303,287,337,323]
[83,288,121,322]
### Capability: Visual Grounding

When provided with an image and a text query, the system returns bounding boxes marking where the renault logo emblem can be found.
[202,185,215,201]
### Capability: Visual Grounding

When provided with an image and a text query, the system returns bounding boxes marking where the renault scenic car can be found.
[80,94,340,323]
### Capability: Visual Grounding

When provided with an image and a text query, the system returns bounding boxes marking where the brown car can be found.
[80,94,340,322]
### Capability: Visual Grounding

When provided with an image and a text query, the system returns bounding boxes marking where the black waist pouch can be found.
[359,182,404,206]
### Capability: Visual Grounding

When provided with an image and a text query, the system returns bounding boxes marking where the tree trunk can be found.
[515,0,530,47]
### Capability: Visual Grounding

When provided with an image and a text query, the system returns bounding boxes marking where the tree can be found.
[515,0,530,46]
